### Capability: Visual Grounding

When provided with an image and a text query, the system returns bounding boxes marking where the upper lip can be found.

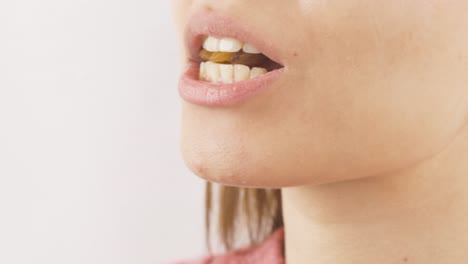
[184,10,286,68]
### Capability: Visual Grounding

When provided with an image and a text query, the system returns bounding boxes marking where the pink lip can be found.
[178,10,287,107]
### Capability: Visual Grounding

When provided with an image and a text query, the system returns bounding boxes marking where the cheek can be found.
[268,0,468,184]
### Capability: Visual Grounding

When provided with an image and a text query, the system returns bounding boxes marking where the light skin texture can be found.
[174,0,468,263]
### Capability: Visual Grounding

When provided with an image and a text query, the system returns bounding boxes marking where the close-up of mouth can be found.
[178,12,286,107]
[198,36,283,84]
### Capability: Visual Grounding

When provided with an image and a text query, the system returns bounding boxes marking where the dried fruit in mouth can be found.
[199,49,270,67]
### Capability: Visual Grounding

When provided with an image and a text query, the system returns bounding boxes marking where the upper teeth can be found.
[202,36,261,54]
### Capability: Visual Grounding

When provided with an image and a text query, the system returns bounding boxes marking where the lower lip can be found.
[178,62,284,107]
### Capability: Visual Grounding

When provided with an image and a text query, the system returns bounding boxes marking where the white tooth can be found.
[219,64,234,84]
[250,67,267,79]
[234,64,250,82]
[219,38,243,53]
[205,61,220,82]
[242,43,261,54]
[203,36,219,52]
[199,62,206,80]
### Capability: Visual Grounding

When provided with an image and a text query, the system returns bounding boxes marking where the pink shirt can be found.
[174,228,285,264]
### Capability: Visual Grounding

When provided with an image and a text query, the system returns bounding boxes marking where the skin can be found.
[174,0,468,263]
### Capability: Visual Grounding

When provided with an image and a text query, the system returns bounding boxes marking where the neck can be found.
[282,130,468,264]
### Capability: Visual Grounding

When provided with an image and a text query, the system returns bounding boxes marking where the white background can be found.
[0,1,205,263]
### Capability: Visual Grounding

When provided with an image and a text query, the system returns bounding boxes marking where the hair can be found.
[205,182,283,252]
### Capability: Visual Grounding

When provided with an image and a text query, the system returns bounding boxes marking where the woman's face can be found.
[173,0,468,187]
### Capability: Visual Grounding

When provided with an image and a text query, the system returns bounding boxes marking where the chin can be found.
[180,134,267,188]
[180,132,355,189]
[180,122,460,190]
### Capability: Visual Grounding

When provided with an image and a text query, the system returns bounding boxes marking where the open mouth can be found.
[178,11,287,107]
[198,36,283,84]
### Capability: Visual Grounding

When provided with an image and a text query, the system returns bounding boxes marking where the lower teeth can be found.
[199,61,267,84]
